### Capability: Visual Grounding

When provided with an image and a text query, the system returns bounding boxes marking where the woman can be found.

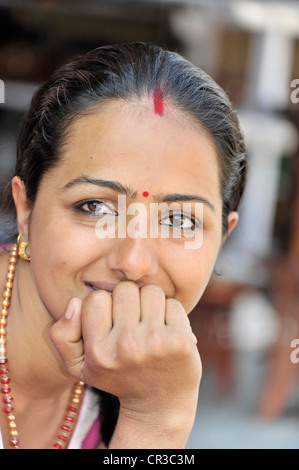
[0,42,247,449]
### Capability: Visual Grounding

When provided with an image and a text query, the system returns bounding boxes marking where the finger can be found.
[112,281,141,329]
[49,297,84,377]
[81,289,113,345]
[165,298,188,326]
[140,284,165,325]
[165,298,197,344]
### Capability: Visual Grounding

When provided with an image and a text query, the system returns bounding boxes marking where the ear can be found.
[222,211,239,243]
[11,176,32,241]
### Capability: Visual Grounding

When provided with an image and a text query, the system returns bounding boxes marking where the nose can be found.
[106,236,159,282]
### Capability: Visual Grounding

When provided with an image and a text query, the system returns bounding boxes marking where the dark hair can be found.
[1,41,246,240]
[0,41,247,445]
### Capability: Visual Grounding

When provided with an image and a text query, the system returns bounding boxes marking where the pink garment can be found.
[81,417,101,449]
[67,386,102,449]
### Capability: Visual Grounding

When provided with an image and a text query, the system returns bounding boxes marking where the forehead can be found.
[53,99,221,203]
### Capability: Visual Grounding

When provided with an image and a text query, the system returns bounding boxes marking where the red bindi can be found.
[153,87,164,116]
[142,191,149,197]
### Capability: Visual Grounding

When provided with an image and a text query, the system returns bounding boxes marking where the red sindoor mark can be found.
[153,87,164,116]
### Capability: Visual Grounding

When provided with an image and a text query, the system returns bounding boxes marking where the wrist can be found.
[108,394,198,449]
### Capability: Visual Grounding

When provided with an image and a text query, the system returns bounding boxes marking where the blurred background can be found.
[0,0,299,449]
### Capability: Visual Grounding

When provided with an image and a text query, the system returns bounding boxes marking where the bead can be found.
[2,299,10,308]
[0,327,6,335]
[0,367,9,375]
[0,357,7,364]
[7,413,15,421]
[1,377,10,384]
[1,387,11,394]
[53,443,62,449]
[9,429,18,437]
[0,346,6,355]
[77,381,85,387]
[5,281,13,290]
[8,420,16,429]
[1,309,8,317]
[73,388,82,395]
[0,337,6,345]
[3,291,11,299]
[71,397,80,405]
[9,256,17,264]
[64,415,75,422]
[3,396,13,404]
[6,272,14,281]
[3,405,13,413]
[9,438,19,447]
[0,318,7,326]
[67,406,77,413]
[61,425,71,432]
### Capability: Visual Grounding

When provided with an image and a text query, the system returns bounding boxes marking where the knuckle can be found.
[166,298,184,312]
[141,283,164,297]
[49,322,64,344]
[146,328,191,359]
[113,281,139,302]
[114,280,139,293]
[82,290,112,319]
[84,289,112,307]
[166,334,193,358]
[177,339,193,356]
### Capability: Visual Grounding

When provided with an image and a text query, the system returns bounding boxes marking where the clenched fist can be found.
[49,282,202,448]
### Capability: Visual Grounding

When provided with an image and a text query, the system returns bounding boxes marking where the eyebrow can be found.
[155,193,215,212]
[60,175,216,213]
[61,175,137,198]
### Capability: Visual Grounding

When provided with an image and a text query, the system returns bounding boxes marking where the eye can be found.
[75,200,117,217]
[160,211,201,231]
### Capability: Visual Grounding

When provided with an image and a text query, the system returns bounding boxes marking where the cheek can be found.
[28,208,108,318]
[172,235,222,314]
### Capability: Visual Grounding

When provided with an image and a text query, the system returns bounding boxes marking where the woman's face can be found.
[15,99,237,319]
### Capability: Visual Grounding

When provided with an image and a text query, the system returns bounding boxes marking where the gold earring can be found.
[17,233,31,261]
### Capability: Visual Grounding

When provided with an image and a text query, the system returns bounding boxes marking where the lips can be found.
[84,281,117,294]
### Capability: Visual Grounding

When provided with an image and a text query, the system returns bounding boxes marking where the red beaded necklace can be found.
[0,243,85,449]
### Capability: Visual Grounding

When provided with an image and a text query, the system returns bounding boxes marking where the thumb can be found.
[49,297,85,380]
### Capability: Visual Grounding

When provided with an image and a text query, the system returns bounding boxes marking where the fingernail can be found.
[65,300,75,320]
